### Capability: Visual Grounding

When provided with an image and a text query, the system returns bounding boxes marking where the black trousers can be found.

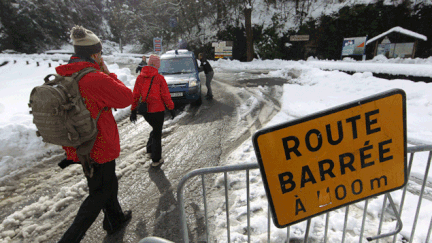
[143,111,165,162]
[59,160,126,243]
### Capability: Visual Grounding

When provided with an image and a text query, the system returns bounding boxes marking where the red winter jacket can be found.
[55,57,133,164]
[131,66,174,112]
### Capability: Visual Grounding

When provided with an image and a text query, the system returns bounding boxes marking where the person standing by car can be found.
[198,53,214,100]
[57,25,133,243]
[136,55,147,73]
[130,54,175,167]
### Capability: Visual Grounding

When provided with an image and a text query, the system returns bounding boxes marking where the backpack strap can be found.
[75,106,109,178]
[72,67,97,80]
[43,67,96,84]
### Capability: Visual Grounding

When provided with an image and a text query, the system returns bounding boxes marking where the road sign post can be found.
[253,89,407,228]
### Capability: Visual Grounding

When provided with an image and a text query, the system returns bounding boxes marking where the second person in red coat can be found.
[130,54,175,167]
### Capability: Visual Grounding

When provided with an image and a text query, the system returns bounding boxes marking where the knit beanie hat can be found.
[148,55,161,69]
[70,25,102,57]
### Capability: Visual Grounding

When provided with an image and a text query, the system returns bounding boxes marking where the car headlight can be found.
[189,80,197,87]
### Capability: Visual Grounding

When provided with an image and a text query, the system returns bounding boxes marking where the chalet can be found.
[366,26,427,58]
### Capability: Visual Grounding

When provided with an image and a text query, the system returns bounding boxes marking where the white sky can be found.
[0,52,432,242]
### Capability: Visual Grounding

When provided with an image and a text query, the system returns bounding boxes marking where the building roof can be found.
[366,26,427,45]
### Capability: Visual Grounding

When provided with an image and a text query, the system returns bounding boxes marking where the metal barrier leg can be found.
[304,219,311,243]
[359,199,369,243]
[426,216,432,243]
[201,174,209,243]
[366,193,403,241]
[324,212,329,243]
[342,206,350,243]
[224,172,231,243]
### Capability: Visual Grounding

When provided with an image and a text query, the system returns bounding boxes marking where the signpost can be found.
[341,36,367,60]
[213,41,233,59]
[153,37,162,53]
[253,89,407,228]
[290,35,310,41]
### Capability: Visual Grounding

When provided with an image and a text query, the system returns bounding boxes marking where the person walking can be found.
[136,55,147,73]
[130,54,175,167]
[56,25,133,243]
[198,53,214,100]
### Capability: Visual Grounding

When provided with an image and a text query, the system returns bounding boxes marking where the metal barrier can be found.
[177,144,432,243]
[138,236,175,243]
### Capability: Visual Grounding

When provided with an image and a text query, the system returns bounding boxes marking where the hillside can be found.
[1,0,431,60]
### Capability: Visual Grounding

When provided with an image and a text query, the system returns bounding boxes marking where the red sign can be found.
[153,37,162,52]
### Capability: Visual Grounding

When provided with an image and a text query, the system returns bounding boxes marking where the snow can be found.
[366,26,428,45]
[1,52,432,242]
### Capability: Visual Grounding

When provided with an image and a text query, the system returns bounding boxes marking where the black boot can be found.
[106,210,132,235]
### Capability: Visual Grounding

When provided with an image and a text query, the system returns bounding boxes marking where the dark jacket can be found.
[131,66,174,113]
[199,58,213,74]
[136,60,147,73]
[56,56,133,164]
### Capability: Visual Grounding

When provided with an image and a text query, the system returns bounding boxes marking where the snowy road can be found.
[0,68,285,242]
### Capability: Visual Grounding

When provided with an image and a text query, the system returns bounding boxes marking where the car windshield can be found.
[159,57,196,74]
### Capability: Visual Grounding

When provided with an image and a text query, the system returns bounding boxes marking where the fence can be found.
[177,144,432,243]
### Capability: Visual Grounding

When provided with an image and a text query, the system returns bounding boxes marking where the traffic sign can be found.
[153,37,162,52]
[169,17,177,28]
[253,89,407,228]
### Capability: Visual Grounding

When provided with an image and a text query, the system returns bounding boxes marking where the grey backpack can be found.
[29,67,105,177]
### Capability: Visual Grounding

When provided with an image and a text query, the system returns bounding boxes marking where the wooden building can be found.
[366,26,427,58]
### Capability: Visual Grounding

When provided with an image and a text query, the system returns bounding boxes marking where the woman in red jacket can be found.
[57,25,133,243]
[130,54,174,167]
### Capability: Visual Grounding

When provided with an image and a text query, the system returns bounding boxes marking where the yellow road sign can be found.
[252,89,407,228]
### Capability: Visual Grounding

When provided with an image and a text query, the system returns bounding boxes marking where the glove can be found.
[130,110,137,123]
[169,109,176,120]
[58,158,79,169]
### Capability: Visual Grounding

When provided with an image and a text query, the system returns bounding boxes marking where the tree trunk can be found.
[244,7,253,62]
[217,0,222,25]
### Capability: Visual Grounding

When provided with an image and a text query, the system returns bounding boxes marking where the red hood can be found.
[140,66,159,77]
[56,58,101,76]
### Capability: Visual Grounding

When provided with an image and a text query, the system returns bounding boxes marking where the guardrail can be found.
[177,144,432,243]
